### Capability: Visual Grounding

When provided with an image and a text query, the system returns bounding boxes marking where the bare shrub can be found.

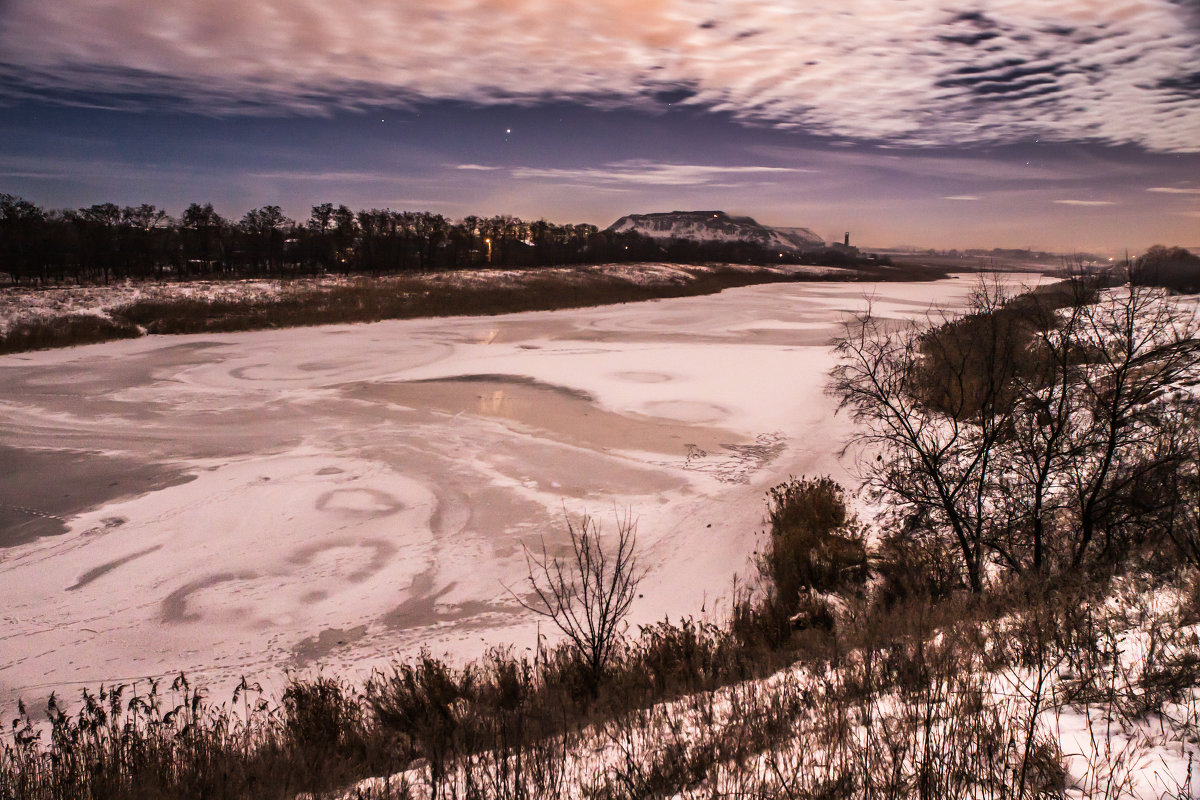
[623,617,749,696]
[516,512,644,691]
[728,590,795,652]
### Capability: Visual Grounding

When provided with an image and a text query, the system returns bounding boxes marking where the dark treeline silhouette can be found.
[1133,244,1200,293]
[0,195,868,286]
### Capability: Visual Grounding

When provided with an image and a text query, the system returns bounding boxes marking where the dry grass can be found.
[0,264,873,354]
[7,562,1199,800]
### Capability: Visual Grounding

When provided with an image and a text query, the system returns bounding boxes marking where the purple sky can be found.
[1,0,1198,252]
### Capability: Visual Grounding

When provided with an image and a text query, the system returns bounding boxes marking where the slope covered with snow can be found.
[608,211,826,253]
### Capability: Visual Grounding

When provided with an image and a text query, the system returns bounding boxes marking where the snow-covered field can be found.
[0,274,1032,713]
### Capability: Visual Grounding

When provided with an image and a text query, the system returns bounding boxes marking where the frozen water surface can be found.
[0,274,1042,708]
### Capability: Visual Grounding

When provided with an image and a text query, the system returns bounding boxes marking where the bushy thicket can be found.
[1134,245,1200,293]
[760,476,867,621]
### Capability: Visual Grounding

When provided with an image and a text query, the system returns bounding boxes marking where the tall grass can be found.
[7,565,1198,799]
[0,615,793,800]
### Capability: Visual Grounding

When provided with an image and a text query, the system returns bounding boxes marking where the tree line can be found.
[0,194,860,286]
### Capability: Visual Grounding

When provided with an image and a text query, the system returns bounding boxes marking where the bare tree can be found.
[991,277,1093,573]
[829,271,1200,590]
[515,512,644,687]
[1064,281,1200,566]
[828,281,1020,592]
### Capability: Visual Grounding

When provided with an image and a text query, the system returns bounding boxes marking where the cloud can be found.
[248,170,404,182]
[0,154,198,182]
[942,195,981,200]
[1,1,1197,152]
[1148,186,1200,194]
[1053,199,1116,206]
[454,164,502,171]
[0,167,75,180]
[754,143,1152,184]
[510,160,809,186]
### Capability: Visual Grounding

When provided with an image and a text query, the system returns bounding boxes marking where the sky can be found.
[1,0,1198,253]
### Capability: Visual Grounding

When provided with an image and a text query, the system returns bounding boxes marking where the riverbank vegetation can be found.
[0,262,907,355]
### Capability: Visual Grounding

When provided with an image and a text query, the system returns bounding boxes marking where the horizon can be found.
[3,190,1169,258]
[2,1,1199,254]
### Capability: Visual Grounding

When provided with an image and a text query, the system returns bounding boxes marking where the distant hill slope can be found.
[608,211,825,253]
[773,226,828,251]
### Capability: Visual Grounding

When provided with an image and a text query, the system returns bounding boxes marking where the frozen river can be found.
[0,274,1035,710]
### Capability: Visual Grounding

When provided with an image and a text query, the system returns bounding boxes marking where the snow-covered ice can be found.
[0,274,1039,710]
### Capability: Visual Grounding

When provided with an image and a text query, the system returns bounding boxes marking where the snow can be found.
[335,577,1200,800]
[608,212,826,252]
[0,273,1041,713]
[0,263,848,337]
